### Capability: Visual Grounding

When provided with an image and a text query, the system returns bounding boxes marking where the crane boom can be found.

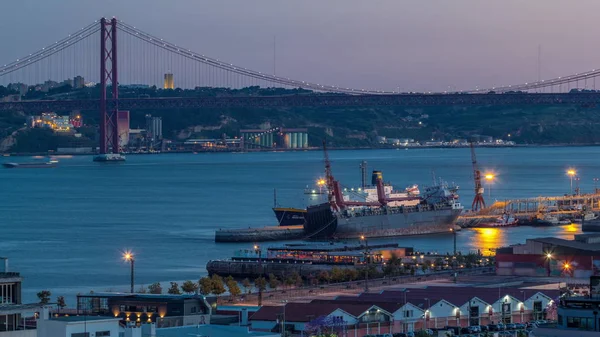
[470,141,486,211]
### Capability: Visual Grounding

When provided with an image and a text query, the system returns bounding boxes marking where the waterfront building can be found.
[0,258,44,337]
[117,111,130,148]
[76,293,212,328]
[73,76,85,89]
[496,234,600,278]
[163,73,174,89]
[145,115,163,142]
[37,316,120,337]
[69,111,82,128]
[248,286,558,335]
[240,127,308,150]
[553,276,600,333]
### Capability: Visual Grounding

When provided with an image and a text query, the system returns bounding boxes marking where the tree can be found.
[344,268,358,281]
[137,285,148,294]
[318,271,330,284]
[290,271,303,287]
[211,275,226,297]
[199,276,213,295]
[56,296,66,311]
[148,282,163,294]
[330,268,346,283]
[37,290,51,305]
[254,277,267,293]
[167,282,181,295]
[226,279,241,299]
[268,273,280,290]
[242,278,252,294]
[181,280,199,294]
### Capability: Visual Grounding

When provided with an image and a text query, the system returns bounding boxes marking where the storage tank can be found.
[291,133,298,149]
[284,134,291,148]
[302,133,308,148]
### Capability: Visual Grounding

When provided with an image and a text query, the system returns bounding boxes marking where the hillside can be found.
[2,85,600,152]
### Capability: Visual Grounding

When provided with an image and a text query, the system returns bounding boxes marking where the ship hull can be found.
[273,207,306,226]
[305,203,461,239]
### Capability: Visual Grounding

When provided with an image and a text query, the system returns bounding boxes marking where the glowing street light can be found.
[567,169,576,194]
[317,178,326,194]
[484,173,495,198]
[545,252,553,277]
[123,251,135,293]
[360,235,369,292]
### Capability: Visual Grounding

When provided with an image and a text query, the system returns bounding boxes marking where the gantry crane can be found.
[470,141,486,211]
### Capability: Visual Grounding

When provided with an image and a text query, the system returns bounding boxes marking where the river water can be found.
[1,147,598,302]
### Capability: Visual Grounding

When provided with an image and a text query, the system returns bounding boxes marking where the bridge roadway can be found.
[1,92,600,112]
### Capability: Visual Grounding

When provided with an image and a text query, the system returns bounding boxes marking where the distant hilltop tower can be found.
[163,73,174,89]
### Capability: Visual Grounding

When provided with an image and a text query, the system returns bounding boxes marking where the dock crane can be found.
[470,141,486,211]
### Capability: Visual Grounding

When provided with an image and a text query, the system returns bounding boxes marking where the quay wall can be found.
[215,226,304,242]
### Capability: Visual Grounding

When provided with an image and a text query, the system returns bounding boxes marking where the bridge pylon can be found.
[99,17,119,155]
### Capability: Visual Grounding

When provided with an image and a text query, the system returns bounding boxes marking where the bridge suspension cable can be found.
[0,22,99,78]
[117,20,395,95]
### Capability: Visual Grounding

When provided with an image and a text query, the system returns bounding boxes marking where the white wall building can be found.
[37,316,120,337]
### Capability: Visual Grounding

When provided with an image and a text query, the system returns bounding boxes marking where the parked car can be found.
[515,323,526,329]
[497,323,506,330]
[468,325,480,333]
[506,323,517,329]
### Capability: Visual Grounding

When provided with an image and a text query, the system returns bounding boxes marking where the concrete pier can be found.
[215,225,305,242]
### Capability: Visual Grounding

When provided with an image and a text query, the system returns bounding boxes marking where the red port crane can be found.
[470,142,486,211]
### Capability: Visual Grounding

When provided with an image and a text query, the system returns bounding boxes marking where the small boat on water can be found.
[476,214,518,228]
[3,161,57,169]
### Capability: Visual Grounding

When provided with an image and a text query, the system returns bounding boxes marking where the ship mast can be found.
[470,141,486,211]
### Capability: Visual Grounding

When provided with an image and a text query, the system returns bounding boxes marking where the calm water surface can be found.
[1,147,598,302]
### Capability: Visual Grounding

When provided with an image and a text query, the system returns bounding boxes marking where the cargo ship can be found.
[304,144,463,239]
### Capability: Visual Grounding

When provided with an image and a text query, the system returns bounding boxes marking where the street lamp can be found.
[545,253,553,277]
[123,251,135,293]
[594,178,599,193]
[360,235,369,293]
[424,297,431,329]
[317,178,326,194]
[449,228,457,256]
[254,245,263,306]
[484,173,495,199]
[563,262,572,277]
[567,169,576,194]
[280,300,288,337]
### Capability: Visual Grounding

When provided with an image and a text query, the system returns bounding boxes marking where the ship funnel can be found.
[371,170,383,186]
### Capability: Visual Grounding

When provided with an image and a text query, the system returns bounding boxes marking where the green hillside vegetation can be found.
[2,84,600,152]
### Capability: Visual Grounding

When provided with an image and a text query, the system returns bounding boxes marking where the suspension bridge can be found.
[2,18,600,154]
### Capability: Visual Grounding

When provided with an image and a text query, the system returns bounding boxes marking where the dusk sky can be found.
[1,0,600,91]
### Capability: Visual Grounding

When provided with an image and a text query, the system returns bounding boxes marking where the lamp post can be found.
[123,251,135,293]
[545,253,553,277]
[424,297,430,329]
[281,300,287,337]
[449,228,456,256]
[567,169,576,194]
[360,235,369,293]
[520,291,526,323]
[484,174,495,199]
[317,178,325,194]
[254,245,263,306]
[594,178,599,194]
